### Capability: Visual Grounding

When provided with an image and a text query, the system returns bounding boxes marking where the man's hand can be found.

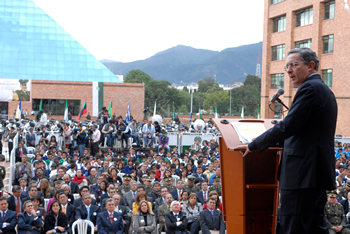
[239,145,251,157]
[94,226,98,232]
[57,226,65,232]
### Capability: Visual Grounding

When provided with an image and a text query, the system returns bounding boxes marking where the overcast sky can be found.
[33,0,264,63]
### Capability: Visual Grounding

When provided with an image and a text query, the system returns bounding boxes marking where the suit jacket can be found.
[25,133,35,146]
[75,204,100,225]
[43,212,68,233]
[22,190,42,197]
[169,189,187,201]
[22,196,44,208]
[193,173,208,184]
[64,203,76,234]
[101,205,131,226]
[165,211,188,234]
[158,204,170,225]
[248,74,338,190]
[69,181,79,194]
[15,147,28,161]
[340,199,350,214]
[97,211,124,234]
[7,195,26,213]
[100,197,126,212]
[14,162,32,183]
[133,212,156,234]
[123,191,137,209]
[17,212,43,234]
[199,209,225,234]
[196,190,209,205]
[73,197,97,207]
[0,210,17,234]
[90,184,99,195]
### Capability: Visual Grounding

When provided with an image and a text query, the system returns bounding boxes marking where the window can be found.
[272,44,285,61]
[322,69,333,87]
[273,15,286,32]
[323,35,334,53]
[295,39,312,49]
[32,99,81,115]
[271,74,284,89]
[296,8,313,27]
[271,0,284,4]
[325,0,335,20]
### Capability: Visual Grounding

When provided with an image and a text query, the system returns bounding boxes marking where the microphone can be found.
[269,88,284,105]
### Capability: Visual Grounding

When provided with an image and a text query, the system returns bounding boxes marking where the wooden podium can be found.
[213,118,282,234]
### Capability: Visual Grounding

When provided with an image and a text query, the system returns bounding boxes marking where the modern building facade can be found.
[0,0,144,120]
[261,0,349,135]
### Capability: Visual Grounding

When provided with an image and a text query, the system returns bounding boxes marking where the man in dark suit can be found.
[193,167,208,185]
[22,181,43,197]
[159,193,173,233]
[243,48,338,234]
[97,198,124,234]
[130,185,155,209]
[165,201,188,234]
[73,186,97,207]
[155,187,168,209]
[196,181,209,205]
[340,192,350,214]
[22,185,44,206]
[7,185,26,214]
[199,197,225,234]
[31,167,49,186]
[169,180,186,201]
[63,174,79,194]
[0,197,17,234]
[58,192,75,234]
[17,200,43,234]
[110,194,131,234]
[75,194,100,233]
[15,142,27,163]
[25,127,36,147]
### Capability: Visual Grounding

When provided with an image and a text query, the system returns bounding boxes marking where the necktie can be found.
[87,207,90,221]
[20,149,23,156]
[133,192,136,199]
[110,213,113,224]
[178,190,181,200]
[167,206,170,212]
[210,210,214,216]
[16,197,20,215]
[22,187,24,192]
[62,206,66,214]
[2,211,5,222]
[204,191,206,201]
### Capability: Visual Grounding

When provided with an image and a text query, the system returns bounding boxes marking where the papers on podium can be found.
[232,122,267,144]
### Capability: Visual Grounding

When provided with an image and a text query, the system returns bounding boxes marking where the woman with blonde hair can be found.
[38,178,56,198]
[133,200,156,234]
[132,191,153,215]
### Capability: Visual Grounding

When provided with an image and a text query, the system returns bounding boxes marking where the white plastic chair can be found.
[72,219,94,234]
[73,193,80,200]
[26,147,35,154]
[44,198,50,211]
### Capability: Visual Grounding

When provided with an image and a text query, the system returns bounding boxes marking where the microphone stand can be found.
[275,97,290,111]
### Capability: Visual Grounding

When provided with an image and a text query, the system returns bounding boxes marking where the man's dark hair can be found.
[30,195,42,205]
[58,192,67,199]
[12,185,21,193]
[79,186,90,196]
[70,163,76,169]
[0,197,8,203]
[137,185,145,191]
[288,48,319,71]
[207,197,216,203]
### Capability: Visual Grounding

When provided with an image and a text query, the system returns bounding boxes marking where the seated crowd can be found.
[4,124,225,233]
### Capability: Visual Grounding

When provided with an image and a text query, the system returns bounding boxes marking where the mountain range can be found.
[101,41,263,85]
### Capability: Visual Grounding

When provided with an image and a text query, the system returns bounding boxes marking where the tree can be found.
[124,69,152,84]
[183,86,189,92]
[198,77,218,93]
[204,91,230,115]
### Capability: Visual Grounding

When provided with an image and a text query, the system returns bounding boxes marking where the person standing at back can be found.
[242,48,338,234]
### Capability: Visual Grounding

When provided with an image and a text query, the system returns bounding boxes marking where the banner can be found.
[0,79,31,101]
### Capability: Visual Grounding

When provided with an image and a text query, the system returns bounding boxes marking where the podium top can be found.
[213,118,282,151]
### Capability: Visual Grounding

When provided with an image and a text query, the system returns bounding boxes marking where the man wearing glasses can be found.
[242,48,337,234]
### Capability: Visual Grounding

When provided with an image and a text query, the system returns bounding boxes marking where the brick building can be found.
[261,0,349,135]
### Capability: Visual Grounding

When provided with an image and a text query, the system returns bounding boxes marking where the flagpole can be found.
[229,88,231,116]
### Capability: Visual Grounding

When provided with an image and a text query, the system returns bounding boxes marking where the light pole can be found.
[229,88,232,116]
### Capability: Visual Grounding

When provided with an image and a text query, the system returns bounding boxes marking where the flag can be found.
[39,99,42,111]
[154,101,156,116]
[77,101,87,122]
[15,100,21,119]
[281,107,284,120]
[64,100,68,121]
[241,106,244,119]
[257,105,260,119]
[108,101,113,117]
[215,106,218,119]
[173,102,175,120]
[189,112,192,122]
[199,104,202,119]
[125,102,130,123]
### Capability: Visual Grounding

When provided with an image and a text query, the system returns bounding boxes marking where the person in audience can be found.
[111,194,131,233]
[199,197,226,234]
[165,200,188,234]
[95,180,108,204]
[180,190,189,207]
[132,191,153,215]
[7,185,26,215]
[182,193,202,234]
[73,186,97,207]
[202,191,222,211]
[158,193,173,234]
[42,200,68,234]
[97,198,124,234]
[18,200,43,234]
[75,194,100,233]
[46,188,64,213]
[63,174,79,194]
[72,169,88,189]
[0,197,17,234]
[133,200,156,234]
[107,167,122,186]
[61,184,75,205]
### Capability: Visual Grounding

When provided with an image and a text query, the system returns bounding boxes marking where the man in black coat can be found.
[165,201,188,234]
[0,197,17,234]
[73,186,97,207]
[7,185,26,214]
[63,174,79,194]
[58,192,75,234]
[199,197,226,234]
[243,48,338,234]
[15,142,27,163]
[75,194,100,233]
[340,193,350,214]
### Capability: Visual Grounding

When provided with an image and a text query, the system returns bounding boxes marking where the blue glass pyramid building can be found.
[0,0,121,82]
